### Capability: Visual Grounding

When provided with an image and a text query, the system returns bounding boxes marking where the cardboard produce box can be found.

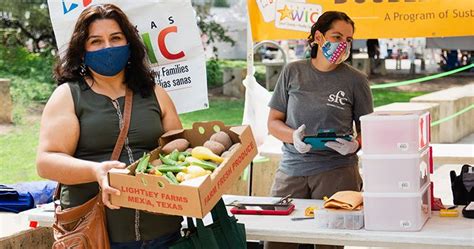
[108,121,257,218]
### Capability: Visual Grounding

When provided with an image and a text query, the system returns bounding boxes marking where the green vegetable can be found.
[190,160,217,171]
[177,161,190,167]
[181,151,192,157]
[169,149,180,161]
[160,154,178,166]
[165,172,179,184]
[135,153,150,174]
[163,174,175,184]
[145,163,154,173]
[156,165,186,173]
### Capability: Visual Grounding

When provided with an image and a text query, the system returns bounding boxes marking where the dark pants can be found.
[110,231,181,249]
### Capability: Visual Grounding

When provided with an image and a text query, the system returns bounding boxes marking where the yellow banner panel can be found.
[248,0,474,41]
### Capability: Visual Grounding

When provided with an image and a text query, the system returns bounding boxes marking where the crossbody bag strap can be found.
[54,88,133,201]
[111,87,133,161]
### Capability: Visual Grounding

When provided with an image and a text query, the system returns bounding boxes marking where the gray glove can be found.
[325,137,359,155]
[292,124,311,154]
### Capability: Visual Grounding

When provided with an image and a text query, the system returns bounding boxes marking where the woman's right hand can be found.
[94,161,126,209]
[292,124,311,154]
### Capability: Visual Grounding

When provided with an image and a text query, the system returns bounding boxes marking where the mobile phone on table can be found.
[230,203,295,215]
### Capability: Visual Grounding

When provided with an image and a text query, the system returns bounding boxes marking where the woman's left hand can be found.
[94,161,127,209]
[325,138,359,155]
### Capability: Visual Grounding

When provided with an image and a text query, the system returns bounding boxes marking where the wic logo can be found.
[62,0,93,15]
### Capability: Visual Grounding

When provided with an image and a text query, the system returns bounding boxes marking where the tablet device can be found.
[230,203,295,215]
[303,135,351,150]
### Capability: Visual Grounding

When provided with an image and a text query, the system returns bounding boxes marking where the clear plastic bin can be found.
[360,111,430,154]
[363,183,431,231]
[314,208,364,230]
[361,146,431,193]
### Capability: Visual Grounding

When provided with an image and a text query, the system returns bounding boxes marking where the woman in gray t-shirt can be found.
[266,11,374,249]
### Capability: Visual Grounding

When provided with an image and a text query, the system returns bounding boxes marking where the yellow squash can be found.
[191,146,224,163]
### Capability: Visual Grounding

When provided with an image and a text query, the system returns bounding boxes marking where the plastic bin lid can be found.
[363,182,430,198]
[360,146,430,159]
[360,111,429,121]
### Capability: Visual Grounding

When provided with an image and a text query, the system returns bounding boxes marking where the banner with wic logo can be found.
[48,0,208,114]
[249,0,474,41]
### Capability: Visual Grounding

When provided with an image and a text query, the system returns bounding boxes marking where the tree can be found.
[192,1,235,59]
[0,0,56,52]
[0,0,234,57]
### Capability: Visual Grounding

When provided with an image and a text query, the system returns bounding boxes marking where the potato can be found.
[210,131,232,150]
[150,159,162,167]
[203,140,225,156]
[161,138,190,154]
[221,143,241,158]
[221,151,232,158]
[227,143,241,153]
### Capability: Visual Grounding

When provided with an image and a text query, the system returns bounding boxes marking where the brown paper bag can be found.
[324,191,363,210]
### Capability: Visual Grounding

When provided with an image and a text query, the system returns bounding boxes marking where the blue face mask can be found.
[84,44,130,76]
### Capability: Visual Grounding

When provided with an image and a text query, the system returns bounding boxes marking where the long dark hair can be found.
[53,4,155,97]
[307,11,355,59]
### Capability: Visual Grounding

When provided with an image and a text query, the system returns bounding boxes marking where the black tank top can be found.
[61,80,182,242]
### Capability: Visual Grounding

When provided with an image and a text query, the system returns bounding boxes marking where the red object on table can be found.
[431,181,445,211]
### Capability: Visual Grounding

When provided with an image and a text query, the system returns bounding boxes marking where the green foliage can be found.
[214,0,230,7]
[205,59,267,89]
[7,75,55,104]
[193,4,235,58]
[0,46,55,104]
[206,59,223,88]
[0,0,55,52]
[0,46,54,83]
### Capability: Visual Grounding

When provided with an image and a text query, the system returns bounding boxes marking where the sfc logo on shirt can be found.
[327,90,348,110]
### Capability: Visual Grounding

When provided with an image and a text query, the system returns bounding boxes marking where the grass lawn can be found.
[0,122,43,184]
[179,98,244,128]
[0,88,428,184]
[372,89,429,107]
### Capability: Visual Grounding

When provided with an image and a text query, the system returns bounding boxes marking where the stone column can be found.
[0,79,13,123]
[222,67,246,98]
[263,63,284,91]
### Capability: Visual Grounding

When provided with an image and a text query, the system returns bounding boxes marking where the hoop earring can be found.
[80,63,87,76]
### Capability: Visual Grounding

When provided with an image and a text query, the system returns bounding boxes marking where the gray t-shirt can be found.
[269,59,373,176]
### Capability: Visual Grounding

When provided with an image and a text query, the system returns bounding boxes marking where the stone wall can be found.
[0,227,53,249]
[411,83,474,143]
[0,79,13,123]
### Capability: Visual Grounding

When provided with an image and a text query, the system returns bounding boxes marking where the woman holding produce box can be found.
[266,11,373,249]
[36,4,183,248]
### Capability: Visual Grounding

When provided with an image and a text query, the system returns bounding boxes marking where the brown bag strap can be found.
[111,87,133,161]
[54,88,133,201]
